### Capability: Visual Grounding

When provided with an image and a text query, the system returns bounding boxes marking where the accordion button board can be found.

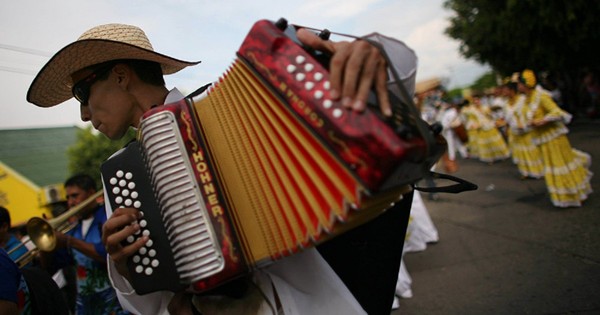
[102,142,187,293]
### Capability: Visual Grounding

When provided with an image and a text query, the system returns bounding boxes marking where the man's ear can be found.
[112,64,131,86]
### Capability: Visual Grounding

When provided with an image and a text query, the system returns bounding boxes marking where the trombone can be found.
[8,190,103,268]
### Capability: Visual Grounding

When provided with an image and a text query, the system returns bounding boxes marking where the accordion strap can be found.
[186,82,213,98]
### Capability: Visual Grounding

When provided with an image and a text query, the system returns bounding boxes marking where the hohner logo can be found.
[191,150,224,218]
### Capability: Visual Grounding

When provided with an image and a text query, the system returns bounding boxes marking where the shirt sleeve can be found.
[262,248,366,315]
[107,258,173,315]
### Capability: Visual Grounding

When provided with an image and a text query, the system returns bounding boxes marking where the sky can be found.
[0,0,489,130]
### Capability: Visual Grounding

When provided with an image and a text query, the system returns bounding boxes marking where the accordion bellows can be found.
[191,59,408,263]
[102,19,438,294]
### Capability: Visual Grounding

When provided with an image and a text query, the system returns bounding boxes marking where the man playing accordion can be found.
[27,19,421,315]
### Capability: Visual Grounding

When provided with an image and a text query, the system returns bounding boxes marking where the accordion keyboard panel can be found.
[102,142,184,294]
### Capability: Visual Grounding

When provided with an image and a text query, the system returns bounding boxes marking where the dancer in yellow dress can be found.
[503,80,544,179]
[461,93,510,163]
[518,69,593,207]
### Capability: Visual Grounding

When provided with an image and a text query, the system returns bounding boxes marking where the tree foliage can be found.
[443,0,600,76]
[66,126,136,188]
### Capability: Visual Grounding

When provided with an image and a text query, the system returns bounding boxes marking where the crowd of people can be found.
[418,69,593,208]
[1,174,128,315]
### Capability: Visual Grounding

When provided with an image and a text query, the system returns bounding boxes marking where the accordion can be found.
[101,19,445,294]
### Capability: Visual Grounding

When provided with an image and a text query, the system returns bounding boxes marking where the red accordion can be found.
[101,19,445,294]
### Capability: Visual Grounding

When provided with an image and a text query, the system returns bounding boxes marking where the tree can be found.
[66,126,136,188]
[443,0,600,110]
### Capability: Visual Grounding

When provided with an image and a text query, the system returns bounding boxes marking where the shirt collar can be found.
[165,87,185,104]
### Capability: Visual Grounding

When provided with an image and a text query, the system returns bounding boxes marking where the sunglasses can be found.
[71,62,116,104]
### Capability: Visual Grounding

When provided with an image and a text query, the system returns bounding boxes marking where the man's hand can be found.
[296,28,391,116]
[101,207,147,281]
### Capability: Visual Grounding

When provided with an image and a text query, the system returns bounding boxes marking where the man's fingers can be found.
[102,207,145,262]
[349,42,381,111]
[296,28,391,115]
[375,61,392,116]
[329,41,351,102]
[296,28,335,54]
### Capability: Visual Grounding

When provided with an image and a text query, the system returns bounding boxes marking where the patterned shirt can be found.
[68,205,128,315]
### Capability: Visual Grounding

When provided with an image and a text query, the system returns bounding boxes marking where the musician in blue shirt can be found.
[0,207,29,265]
[50,174,129,315]
[27,21,418,315]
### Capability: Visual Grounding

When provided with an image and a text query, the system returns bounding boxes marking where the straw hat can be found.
[27,23,201,107]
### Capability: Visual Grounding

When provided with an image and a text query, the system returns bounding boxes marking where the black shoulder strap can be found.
[186,82,213,99]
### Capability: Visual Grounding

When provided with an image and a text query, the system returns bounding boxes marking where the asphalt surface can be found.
[392,118,600,315]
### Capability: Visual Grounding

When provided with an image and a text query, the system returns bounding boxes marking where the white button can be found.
[131,191,139,199]
[128,182,136,189]
[145,267,153,276]
[127,235,135,243]
[119,180,127,187]
[142,257,150,265]
[304,63,314,72]
[142,230,150,237]
[140,220,147,228]
[115,196,123,204]
[112,187,120,194]
[125,199,132,206]
[286,64,296,73]
[135,265,143,273]
[146,239,153,247]
[305,82,315,90]
[125,172,133,180]
[116,170,124,178]
[122,189,130,197]
[323,100,333,109]
[151,259,159,267]
[139,247,147,255]
[295,55,306,64]
[314,72,324,81]
[333,108,343,118]
[323,81,331,90]
[296,73,305,81]
[314,91,324,99]
[134,201,141,208]
[148,249,156,257]
[133,255,141,263]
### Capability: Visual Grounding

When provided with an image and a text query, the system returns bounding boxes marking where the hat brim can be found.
[27,39,200,107]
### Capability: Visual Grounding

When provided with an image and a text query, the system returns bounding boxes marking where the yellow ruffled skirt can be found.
[474,127,510,163]
[537,134,593,207]
[509,131,544,178]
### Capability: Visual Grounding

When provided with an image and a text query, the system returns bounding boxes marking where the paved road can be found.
[392,119,600,315]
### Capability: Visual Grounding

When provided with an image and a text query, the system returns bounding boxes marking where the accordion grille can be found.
[139,112,224,283]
